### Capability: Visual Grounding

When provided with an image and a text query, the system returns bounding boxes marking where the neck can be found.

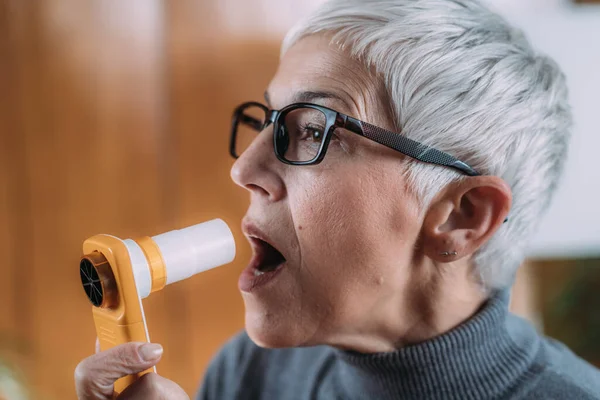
[334,289,540,400]
[400,261,488,347]
[330,261,487,353]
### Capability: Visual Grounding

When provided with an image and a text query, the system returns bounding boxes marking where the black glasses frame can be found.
[231,101,480,176]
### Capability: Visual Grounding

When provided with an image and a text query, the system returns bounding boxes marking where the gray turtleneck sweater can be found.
[197,292,600,399]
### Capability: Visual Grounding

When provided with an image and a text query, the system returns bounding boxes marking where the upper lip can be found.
[242,219,286,259]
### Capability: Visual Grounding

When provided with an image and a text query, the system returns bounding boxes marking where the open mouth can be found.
[250,237,286,275]
[239,221,288,292]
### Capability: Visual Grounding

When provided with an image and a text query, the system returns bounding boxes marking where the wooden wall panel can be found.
[0,0,14,338]
[0,92,13,338]
[0,0,285,398]
[0,0,174,398]
[0,0,37,384]
[0,0,22,363]
[163,1,282,393]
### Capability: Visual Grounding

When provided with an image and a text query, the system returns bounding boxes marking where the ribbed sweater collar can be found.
[334,290,540,400]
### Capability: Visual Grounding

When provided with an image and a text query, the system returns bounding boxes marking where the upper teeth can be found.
[254,269,265,276]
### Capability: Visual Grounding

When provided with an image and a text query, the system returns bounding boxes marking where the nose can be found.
[230,127,286,202]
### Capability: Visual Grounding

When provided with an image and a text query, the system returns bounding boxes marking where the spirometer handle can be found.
[94,313,154,394]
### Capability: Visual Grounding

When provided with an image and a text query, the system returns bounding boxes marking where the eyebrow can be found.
[264,90,353,111]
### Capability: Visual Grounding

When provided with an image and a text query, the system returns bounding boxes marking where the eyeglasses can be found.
[229,102,512,222]
[230,101,479,176]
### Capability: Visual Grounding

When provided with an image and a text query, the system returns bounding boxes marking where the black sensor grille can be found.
[80,258,103,307]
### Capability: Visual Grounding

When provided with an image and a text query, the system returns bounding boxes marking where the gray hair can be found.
[282,0,571,290]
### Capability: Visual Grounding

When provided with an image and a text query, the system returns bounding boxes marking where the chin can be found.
[243,308,315,349]
[246,326,292,348]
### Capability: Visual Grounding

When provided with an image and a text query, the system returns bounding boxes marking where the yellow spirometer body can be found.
[78,219,236,394]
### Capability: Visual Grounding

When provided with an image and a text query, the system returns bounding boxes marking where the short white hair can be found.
[282,0,572,290]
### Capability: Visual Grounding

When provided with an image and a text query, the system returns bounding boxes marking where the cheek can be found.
[283,167,418,336]
[243,165,420,347]
[295,175,367,258]
[291,166,416,292]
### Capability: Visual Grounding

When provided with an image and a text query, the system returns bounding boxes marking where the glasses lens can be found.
[234,104,267,157]
[279,107,328,162]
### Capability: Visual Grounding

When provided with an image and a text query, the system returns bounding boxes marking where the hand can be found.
[74,340,189,400]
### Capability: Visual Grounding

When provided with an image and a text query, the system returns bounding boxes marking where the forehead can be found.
[267,35,378,114]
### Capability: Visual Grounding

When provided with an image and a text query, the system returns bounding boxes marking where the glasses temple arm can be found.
[342,115,508,223]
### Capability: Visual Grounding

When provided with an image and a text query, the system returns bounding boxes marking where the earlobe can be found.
[421,177,511,263]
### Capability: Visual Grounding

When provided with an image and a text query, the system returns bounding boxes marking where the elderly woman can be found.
[75,0,600,399]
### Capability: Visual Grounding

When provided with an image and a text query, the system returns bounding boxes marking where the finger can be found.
[118,373,189,400]
[95,338,101,354]
[75,342,163,400]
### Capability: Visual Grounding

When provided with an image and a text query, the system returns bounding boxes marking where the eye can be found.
[301,123,325,142]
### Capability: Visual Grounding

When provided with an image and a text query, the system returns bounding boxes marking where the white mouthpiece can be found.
[151,219,236,285]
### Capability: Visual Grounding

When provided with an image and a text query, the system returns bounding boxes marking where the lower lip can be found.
[238,262,285,293]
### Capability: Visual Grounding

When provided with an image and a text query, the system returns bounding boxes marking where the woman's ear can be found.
[421,176,512,263]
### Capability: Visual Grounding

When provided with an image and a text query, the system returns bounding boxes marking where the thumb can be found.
[75,342,163,400]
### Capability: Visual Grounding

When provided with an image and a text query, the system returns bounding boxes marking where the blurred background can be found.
[0,0,598,398]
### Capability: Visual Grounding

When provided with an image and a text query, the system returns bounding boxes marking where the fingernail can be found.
[139,343,163,361]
